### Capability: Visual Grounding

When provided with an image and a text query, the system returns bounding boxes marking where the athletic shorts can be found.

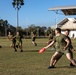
[16,41,22,45]
[32,37,36,41]
[12,40,16,44]
[56,49,70,55]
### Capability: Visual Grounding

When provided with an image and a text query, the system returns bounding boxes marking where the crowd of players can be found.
[1,28,76,68]
[7,31,37,52]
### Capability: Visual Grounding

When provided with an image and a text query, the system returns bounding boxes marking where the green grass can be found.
[0,38,76,75]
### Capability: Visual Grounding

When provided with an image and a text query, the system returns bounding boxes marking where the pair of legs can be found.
[32,38,37,46]
[10,42,17,52]
[16,42,23,52]
[49,51,76,67]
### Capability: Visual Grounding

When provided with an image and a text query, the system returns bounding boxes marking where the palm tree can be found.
[12,0,24,31]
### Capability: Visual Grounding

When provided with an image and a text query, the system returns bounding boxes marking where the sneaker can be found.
[0,46,2,48]
[16,45,18,48]
[35,43,37,46]
[20,50,23,52]
[47,66,55,69]
[15,49,17,52]
[70,63,75,67]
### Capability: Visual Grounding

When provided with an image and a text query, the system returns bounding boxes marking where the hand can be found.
[64,47,67,50]
[72,49,76,52]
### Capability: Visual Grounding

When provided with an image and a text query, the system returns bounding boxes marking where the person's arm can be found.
[64,39,70,50]
[70,45,76,52]
[44,41,55,49]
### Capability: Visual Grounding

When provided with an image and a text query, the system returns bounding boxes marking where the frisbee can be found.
[38,48,46,54]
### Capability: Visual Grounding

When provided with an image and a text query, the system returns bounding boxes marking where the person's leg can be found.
[13,42,17,52]
[69,51,75,66]
[19,42,23,52]
[53,54,62,66]
[66,53,76,66]
[10,41,14,47]
[10,43,13,47]
[48,52,62,69]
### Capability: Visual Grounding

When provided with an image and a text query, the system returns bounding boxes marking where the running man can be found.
[7,32,17,51]
[31,32,37,46]
[15,31,23,52]
[52,29,76,67]
[44,28,76,69]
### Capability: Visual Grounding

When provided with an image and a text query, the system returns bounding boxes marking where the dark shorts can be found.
[32,37,36,41]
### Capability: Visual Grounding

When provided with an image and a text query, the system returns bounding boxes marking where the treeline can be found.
[0,19,55,36]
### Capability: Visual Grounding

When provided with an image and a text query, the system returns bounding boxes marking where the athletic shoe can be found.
[15,49,17,52]
[47,66,55,69]
[0,46,2,48]
[70,63,75,67]
[16,45,18,48]
[35,43,37,46]
[20,50,23,52]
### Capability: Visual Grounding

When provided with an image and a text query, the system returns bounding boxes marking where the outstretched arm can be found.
[44,41,55,49]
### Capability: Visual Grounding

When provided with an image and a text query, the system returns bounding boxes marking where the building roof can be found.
[58,18,76,30]
[48,6,76,15]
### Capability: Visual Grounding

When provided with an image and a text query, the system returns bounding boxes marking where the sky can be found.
[0,0,76,28]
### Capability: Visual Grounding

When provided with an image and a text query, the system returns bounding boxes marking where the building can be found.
[48,6,76,38]
[57,18,76,38]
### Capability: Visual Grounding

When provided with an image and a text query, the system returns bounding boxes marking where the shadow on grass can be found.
[23,50,38,52]
[56,66,76,68]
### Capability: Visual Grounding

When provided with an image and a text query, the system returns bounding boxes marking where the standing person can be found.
[44,28,76,69]
[7,32,17,52]
[31,32,37,46]
[15,31,23,52]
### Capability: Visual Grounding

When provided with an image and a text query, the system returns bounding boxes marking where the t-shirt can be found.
[53,34,68,51]
[16,35,23,42]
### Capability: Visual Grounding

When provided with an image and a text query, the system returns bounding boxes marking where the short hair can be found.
[55,28,61,33]
[65,29,70,33]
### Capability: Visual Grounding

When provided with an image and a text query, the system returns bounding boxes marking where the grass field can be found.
[0,38,76,75]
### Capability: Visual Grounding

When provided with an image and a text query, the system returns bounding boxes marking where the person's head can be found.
[16,31,20,35]
[8,32,11,35]
[55,28,61,35]
[65,29,70,36]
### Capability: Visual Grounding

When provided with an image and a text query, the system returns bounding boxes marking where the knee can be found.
[51,55,56,60]
[68,57,73,61]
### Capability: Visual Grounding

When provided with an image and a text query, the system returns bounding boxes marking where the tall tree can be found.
[12,0,24,31]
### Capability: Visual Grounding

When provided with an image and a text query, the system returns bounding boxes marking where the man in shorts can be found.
[15,31,23,52]
[7,32,17,52]
[31,32,37,46]
[44,28,76,69]
[51,29,76,67]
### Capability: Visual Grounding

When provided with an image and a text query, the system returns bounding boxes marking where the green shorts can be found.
[16,41,22,45]
[56,49,70,55]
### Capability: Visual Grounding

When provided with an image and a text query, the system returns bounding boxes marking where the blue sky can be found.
[0,0,76,28]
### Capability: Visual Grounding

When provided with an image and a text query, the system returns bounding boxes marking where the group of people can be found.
[4,28,76,68]
[7,31,23,52]
[44,28,76,68]
[7,31,37,52]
